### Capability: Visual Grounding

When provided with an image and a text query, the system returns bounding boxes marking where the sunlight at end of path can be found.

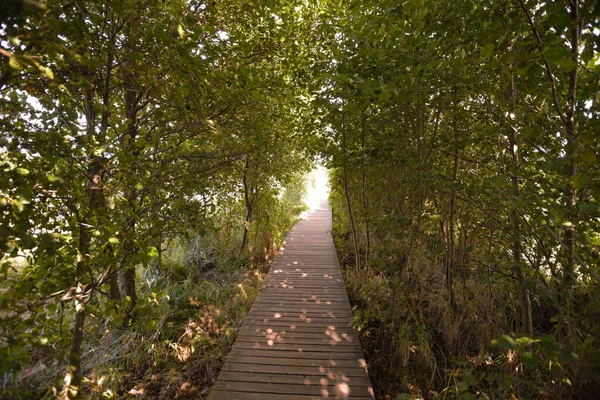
[304,165,330,214]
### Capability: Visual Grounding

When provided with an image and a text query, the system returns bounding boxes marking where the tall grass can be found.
[337,233,599,400]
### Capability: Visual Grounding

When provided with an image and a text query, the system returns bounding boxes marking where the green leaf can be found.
[47,173,62,183]
[587,52,600,73]
[40,66,54,80]
[521,351,538,366]
[515,336,540,348]
[543,46,571,62]
[557,58,577,72]
[378,91,391,102]
[493,335,516,350]
[108,237,119,244]
[15,168,30,176]
[570,172,588,189]
[579,202,598,215]
[480,43,494,58]
[578,151,596,166]
[8,55,23,70]
[146,247,159,257]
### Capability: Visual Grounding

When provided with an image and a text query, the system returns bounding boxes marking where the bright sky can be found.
[304,164,330,212]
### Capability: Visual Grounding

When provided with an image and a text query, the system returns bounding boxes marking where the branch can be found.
[518,0,569,128]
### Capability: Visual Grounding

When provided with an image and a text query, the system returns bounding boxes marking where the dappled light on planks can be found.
[207,200,373,399]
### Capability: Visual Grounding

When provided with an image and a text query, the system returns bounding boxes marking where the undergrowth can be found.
[336,240,600,400]
[2,171,308,399]
[6,241,269,400]
[85,260,268,399]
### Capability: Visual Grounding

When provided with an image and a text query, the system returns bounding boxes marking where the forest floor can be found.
[86,263,270,399]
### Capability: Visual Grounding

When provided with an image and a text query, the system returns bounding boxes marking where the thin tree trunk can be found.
[562,0,581,288]
[109,268,121,302]
[342,110,361,271]
[505,14,533,335]
[518,0,581,289]
[61,89,101,400]
[102,23,119,303]
[508,80,533,336]
[448,113,458,313]
[360,112,370,272]
[119,74,141,325]
[118,214,137,324]
[157,232,163,268]
[487,199,495,325]
[240,154,252,256]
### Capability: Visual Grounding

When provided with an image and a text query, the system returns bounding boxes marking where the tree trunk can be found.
[240,153,252,256]
[119,214,138,325]
[103,27,120,304]
[519,0,581,290]
[508,76,533,336]
[562,0,581,289]
[505,14,533,335]
[119,70,141,325]
[361,112,370,273]
[61,89,102,399]
[342,110,361,271]
[448,116,458,313]
[109,267,121,302]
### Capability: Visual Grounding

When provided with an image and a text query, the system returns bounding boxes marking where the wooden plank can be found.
[236,328,358,342]
[213,381,374,397]
[235,322,353,330]
[246,310,351,317]
[234,337,357,347]
[217,371,371,385]
[228,348,365,360]
[262,284,345,289]
[258,292,349,297]
[247,311,353,319]
[236,328,356,337]
[249,303,351,310]
[248,305,352,318]
[208,390,374,400]
[240,324,357,334]
[242,315,350,323]
[257,292,349,298]
[254,299,350,307]
[259,287,348,293]
[221,355,367,369]
[231,342,362,353]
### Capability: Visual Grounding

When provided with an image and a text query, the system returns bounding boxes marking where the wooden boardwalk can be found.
[208,200,374,399]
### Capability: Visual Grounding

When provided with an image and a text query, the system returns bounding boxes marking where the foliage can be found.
[325,0,600,398]
[1,0,317,397]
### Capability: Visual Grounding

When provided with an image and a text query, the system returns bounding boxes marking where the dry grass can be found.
[83,265,267,399]
[340,242,511,399]
[3,262,267,400]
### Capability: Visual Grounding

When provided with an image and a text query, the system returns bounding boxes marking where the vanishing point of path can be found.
[207,200,374,399]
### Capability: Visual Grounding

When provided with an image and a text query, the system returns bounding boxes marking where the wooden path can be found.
[208,200,374,399]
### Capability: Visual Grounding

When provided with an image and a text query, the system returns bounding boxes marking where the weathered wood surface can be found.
[207,200,374,400]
